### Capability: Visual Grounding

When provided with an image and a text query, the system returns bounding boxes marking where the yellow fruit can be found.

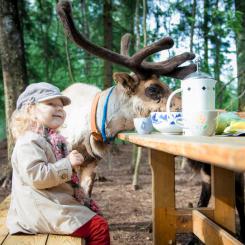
[223,120,245,133]
[230,121,245,130]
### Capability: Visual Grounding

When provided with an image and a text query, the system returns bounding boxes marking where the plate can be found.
[152,124,183,134]
[160,131,183,135]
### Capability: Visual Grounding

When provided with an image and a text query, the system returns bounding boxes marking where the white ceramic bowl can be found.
[150,112,183,134]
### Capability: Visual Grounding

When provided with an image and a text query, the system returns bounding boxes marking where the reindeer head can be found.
[112,72,180,117]
[56,1,196,117]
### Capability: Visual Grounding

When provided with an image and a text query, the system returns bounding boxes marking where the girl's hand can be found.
[68,150,84,168]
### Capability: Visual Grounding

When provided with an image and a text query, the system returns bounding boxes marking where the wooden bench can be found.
[0,196,85,245]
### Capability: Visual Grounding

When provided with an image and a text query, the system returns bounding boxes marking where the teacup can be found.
[133,116,153,135]
[175,110,219,136]
[150,112,183,134]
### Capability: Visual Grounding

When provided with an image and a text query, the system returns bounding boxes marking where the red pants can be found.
[71,214,110,245]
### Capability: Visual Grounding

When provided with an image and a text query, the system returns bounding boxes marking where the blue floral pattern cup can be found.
[133,117,153,135]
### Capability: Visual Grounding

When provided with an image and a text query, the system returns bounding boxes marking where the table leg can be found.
[212,166,236,233]
[149,149,176,245]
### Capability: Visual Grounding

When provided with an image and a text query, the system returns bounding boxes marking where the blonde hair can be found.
[11,102,66,141]
[10,104,43,141]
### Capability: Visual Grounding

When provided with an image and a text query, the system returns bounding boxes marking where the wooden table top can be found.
[117,132,245,172]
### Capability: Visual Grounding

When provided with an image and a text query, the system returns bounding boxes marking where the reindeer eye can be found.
[145,84,165,102]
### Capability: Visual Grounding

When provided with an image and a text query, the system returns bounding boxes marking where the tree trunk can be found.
[37,0,53,82]
[103,0,113,89]
[235,0,245,111]
[135,0,140,51]
[190,0,196,53]
[65,36,75,83]
[203,0,209,73]
[132,146,142,190]
[131,0,146,190]
[0,0,28,163]
[213,0,223,108]
[131,0,140,187]
[80,0,92,79]
[128,1,136,47]
[214,38,222,107]
[143,0,147,47]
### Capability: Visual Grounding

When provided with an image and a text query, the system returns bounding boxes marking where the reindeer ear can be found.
[113,72,140,95]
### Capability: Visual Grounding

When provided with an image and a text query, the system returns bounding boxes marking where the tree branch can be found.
[217,70,245,98]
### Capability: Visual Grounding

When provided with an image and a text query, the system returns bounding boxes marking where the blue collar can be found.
[100,86,115,143]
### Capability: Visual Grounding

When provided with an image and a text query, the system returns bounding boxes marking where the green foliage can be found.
[23,0,107,90]
[227,10,244,34]
[0,0,243,137]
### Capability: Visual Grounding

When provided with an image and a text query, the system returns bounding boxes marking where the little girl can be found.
[6,82,110,245]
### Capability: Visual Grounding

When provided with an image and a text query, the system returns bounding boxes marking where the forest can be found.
[0,0,244,142]
[0,1,245,244]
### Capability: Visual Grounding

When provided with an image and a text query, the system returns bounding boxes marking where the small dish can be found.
[160,130,183,135]
[150,112,183,134]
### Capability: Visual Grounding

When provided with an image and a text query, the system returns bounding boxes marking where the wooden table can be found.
[118,132,245,245]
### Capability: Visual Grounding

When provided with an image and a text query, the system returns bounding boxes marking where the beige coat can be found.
[6,131,95,235]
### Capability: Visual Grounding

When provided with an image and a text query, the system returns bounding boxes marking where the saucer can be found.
[152,124,182,134]
[160,131,183,135]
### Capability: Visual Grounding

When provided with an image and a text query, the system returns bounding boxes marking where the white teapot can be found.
[166,71,217,114]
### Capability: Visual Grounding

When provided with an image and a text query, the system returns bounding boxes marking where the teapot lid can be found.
[183,71,214,80]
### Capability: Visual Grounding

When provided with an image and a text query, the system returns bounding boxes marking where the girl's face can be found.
[35,98,66,129]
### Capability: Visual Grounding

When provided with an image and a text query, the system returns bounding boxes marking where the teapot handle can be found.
[166,88,182,114]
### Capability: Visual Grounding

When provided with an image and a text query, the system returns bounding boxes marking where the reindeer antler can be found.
[56,0,196,79]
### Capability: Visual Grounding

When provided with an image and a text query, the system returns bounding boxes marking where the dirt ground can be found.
[0,139,243,244]
[94,143,203,245]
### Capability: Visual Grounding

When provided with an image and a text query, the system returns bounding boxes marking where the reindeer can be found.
[56,2,245,243]
[56,0,196,196]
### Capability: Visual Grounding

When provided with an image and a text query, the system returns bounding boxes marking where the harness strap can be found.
[90,92,103,142]
[101,87,114,142]
[90,86,115,143]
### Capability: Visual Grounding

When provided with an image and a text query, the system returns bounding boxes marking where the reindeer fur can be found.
[60,75,181,198]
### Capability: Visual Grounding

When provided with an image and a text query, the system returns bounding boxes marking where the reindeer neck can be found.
[95,85,135,140]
